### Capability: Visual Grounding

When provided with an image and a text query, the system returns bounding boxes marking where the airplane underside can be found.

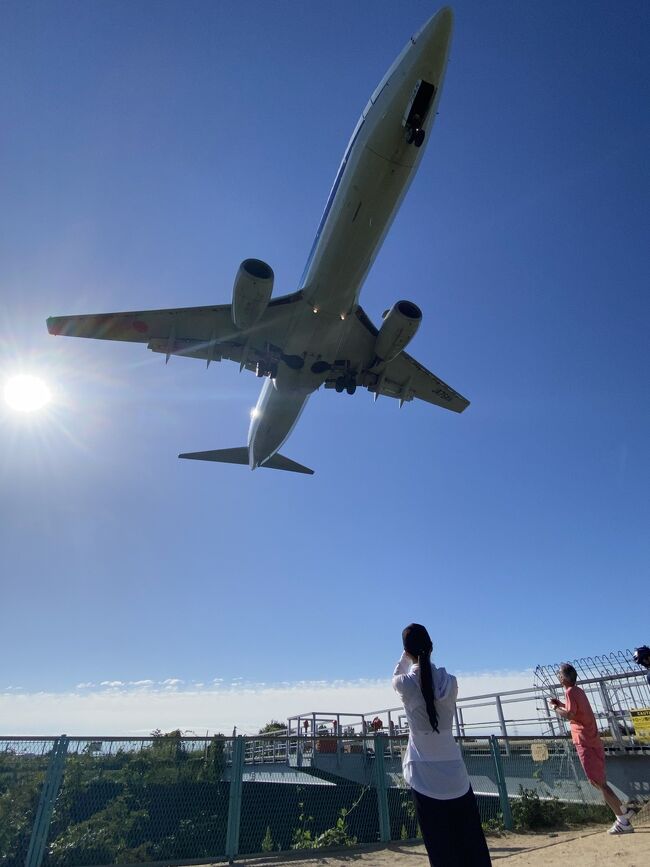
[46,8,469,476]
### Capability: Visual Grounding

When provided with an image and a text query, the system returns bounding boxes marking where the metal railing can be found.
[287,665,650,752]
[535,652,650,749]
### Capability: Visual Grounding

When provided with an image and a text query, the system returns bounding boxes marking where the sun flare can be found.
[4,374,52,412]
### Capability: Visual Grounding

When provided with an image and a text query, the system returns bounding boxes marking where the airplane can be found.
[47,6,468,475]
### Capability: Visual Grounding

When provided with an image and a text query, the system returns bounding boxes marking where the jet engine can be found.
[374,300,422,362]
[231,259,274,330]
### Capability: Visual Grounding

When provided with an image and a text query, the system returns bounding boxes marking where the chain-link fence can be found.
[1,731,618,866]
[0,738,52,867]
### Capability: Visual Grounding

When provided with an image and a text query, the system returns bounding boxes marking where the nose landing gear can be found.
[407,127,425,147]
[403,79,436,148]
[405,114,426,148]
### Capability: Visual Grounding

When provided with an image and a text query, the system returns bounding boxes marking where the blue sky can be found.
[1,1,648,728]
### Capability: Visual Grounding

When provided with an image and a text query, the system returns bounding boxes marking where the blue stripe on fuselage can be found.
[297,36,412,291]
[298,115,365,289]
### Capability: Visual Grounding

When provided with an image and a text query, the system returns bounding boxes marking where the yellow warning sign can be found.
[630,707,650,742]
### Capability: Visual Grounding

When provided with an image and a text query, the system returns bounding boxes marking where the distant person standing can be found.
[549,663,636,835]
[393,623,491,866]
[633,646,650,686]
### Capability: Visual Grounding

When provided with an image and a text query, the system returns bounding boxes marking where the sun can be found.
[3,374,52,412]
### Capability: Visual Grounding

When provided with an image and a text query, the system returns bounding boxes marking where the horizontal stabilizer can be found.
[178,447,314,475]
[262,453,314,475]
[179,447,249,466]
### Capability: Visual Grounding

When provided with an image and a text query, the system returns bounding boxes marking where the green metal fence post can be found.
[225,736,245,863]
[374,733,390,843]
[489,734,513,830]
[25,735,69,867]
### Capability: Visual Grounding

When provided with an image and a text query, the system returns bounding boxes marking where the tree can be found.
[258,721,286,734]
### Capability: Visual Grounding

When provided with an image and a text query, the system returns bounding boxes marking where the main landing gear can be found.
[310,359,357,394]
[335,375,357,395]
[255,353,304,379]
[256,361,278,378]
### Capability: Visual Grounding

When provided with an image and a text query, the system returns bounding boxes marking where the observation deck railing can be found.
[287,667,650,755]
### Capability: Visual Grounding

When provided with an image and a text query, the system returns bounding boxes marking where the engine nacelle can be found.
[232,259,274,330]
[374,300,422,362]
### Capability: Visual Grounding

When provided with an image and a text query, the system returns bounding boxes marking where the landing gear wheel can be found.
[346,383,357,396]
[406,126,425,147]
[335,377,346,393]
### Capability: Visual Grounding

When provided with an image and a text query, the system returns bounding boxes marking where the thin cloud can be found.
[0,671,534,736]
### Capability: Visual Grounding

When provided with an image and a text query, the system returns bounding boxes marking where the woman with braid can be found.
[393,623,491,866]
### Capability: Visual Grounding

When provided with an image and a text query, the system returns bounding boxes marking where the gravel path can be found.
[232,806,649,866]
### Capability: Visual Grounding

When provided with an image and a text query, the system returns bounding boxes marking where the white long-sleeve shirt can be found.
[392,651,470,800]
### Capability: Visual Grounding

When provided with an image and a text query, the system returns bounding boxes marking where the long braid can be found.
[418,647,439,733]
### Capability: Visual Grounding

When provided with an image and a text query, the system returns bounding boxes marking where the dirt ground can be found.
[234,806,649,866]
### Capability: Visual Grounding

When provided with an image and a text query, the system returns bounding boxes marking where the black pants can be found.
[412,786,492,867]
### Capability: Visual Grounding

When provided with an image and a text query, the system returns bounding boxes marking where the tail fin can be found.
[178,447,314,475]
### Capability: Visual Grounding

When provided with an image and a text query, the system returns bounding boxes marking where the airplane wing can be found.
[46,291,304,372]
[340,305,470,412]
[370,350,469,411]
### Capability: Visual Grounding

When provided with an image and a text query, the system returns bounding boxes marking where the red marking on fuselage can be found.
[133,320,149,333]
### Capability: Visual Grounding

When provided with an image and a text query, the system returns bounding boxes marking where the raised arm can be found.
[392,650,413,698]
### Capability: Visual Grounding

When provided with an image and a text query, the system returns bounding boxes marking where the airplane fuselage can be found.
[249,8,453,469]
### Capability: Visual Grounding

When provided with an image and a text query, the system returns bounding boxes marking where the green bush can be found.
[481,814,504,835]
[563,802,611,826]
[290,798,361,850]
[511,787,612,831]
[261,826,274,852]
[512,788,565,830]
[314,810,357,848]
[0,750,62,867]
[290,802,315,849]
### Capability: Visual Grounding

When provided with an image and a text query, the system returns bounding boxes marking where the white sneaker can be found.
[608,819,634,835]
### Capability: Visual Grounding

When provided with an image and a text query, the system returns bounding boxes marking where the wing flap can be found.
[47,304,235,344]
[374,351,470,412]
[46,291,304,368]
